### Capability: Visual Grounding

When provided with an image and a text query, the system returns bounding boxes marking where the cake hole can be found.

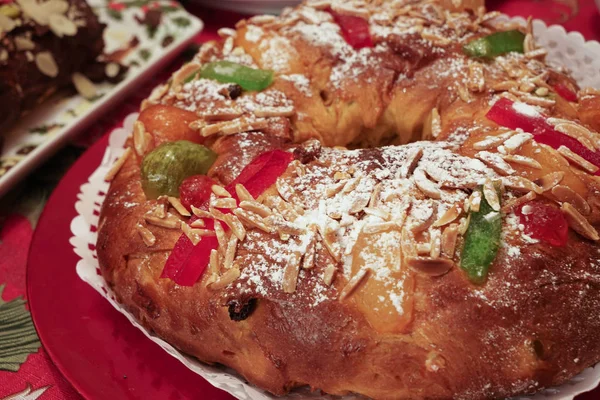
[319,89,333,106]
[222,350,236,357]
[532,339,545,359]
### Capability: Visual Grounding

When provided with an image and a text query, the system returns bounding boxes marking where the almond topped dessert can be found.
[97,1,600,398]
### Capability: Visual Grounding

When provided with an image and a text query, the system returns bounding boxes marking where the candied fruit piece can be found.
[515,202,568,247]
[141,141,217,199]
[179,175,215,211]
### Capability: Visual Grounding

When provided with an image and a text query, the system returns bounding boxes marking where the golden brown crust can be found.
[98,1,600,398]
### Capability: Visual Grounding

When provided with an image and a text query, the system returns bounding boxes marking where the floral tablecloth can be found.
[0,1,598,398]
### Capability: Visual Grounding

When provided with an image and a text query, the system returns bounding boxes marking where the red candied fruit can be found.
[553,82,578,102]
[162,149,294,286]
[179,175,214,211]
[515,202,568,247]
[328,10,374,50]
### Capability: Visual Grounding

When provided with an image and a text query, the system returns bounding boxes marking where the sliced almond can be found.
[536,171,564,192]
[233,208,273,233]
[349,195,370,215]
[302,233,316,269]
[223,214,246,241]
[253,106,295,118]
[326,181,345,198]
[0,14,16,33]
[282,254,301,293]
[152,196,169,219]
[410,201,437,233]
[35,51,59,78]
[239,200,271,218]
[235,184,254,202]
[557,146,599,174]
[214,220,228,252]
[208,268,240,291]
[133,120,152,156]
[561,203,599,241]
[223,235,238,270]
[212,185,231,198]
[276,179,296,202]
[469,191,481,212]
[457,215,471,235]
[363,207,391,221]
[322,264,337,286]
[553,122,598,151]
[342,175,362,194]
[339,269,370,300]
[475,151,516,175]
[483,179,500,211]
[105,62,120,78]
[431,108,442,138]
[144,213,180,229]
[433,204,461,227]
[503,132,533,153]
[406,256,454,276]
[401,227,417,260]
[467,62,485,93]
[368,183,382,208]
[502,154,542,169]
[525,48,549,60]
[399,148,423,178]
[430,229,442,258]
[331,2,370,18]
[266,215,305,236]
[501,176,543,194]
[104,147,132,181]
[48,13,77,37]
[200,117,269,137]
[190,219,205,228]
[441,224,459,257]
[501,191,536,213]
[551,185,591,216]
[208,249,220,277]
[15,36,35,51]
[417,242,432,255]
[172,62,201,87]
[168,196,191,217]
[180,222,201,245]
[520,92,555,107]
[363,221,398,234]
[191,206,212,219]
[211,197,237,209]
[472,131,514,151]
[136,224,156,246]
[72,72,97,100]
[413,168,441,199]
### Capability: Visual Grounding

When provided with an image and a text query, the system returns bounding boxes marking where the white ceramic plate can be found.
[0,0,203,197]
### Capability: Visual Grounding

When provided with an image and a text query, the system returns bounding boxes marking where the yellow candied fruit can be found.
[0,4,21,18]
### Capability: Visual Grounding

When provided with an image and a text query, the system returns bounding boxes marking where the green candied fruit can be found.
[463,30,525,59]
[141,141,217,199]
[199,61,274,92]
[460,185,503,284]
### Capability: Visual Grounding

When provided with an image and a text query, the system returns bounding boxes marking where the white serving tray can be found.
[0,0,203,197]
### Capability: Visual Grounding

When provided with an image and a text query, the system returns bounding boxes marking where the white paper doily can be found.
[70,18,600,400]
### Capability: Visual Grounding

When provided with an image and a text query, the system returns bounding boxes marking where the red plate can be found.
[27,133,235,400]
[26,132,600,400]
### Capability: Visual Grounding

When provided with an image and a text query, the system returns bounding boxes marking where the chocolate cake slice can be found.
[0,0,105,134]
